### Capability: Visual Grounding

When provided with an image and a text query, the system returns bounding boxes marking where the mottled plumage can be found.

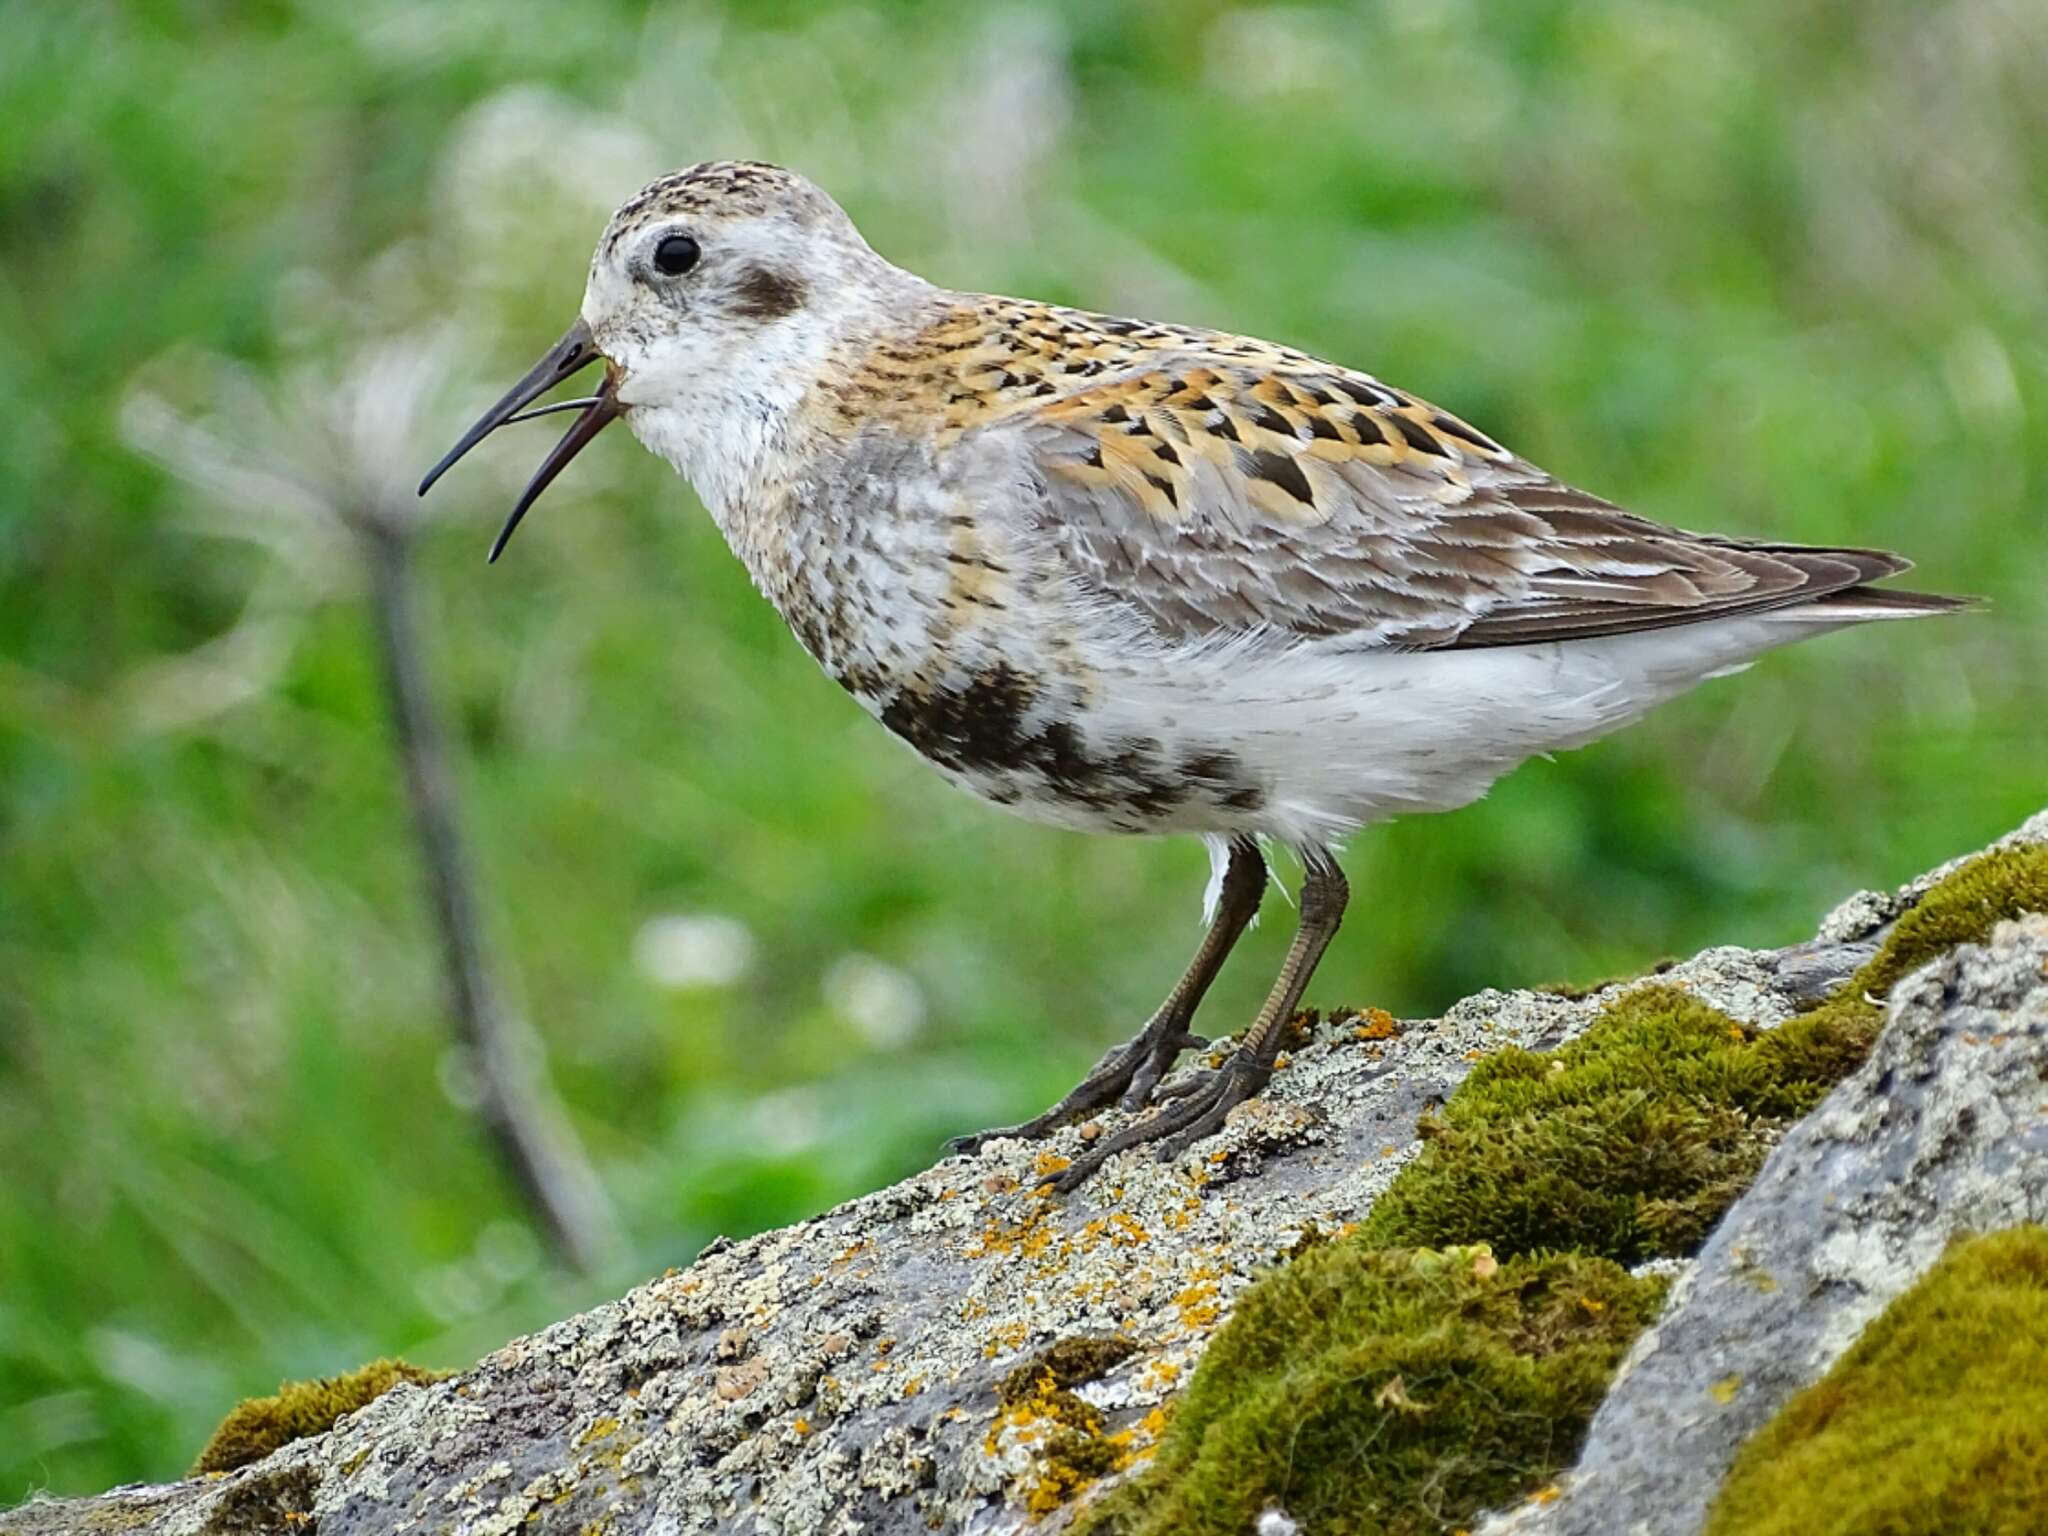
[426,162,1965,1189]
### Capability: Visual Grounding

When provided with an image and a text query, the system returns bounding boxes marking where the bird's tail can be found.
[1775,584,1979,623]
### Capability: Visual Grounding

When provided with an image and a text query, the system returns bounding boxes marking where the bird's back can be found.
[716,292,1966,842]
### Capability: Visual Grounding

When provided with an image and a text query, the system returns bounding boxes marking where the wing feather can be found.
[990,353,1925,649]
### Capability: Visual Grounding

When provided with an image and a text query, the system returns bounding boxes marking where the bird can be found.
[420,161,1966,1193]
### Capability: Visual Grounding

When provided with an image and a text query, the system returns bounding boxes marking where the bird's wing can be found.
[997,355,1911,649]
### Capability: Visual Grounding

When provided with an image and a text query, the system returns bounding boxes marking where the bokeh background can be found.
[4,0,2044,1502]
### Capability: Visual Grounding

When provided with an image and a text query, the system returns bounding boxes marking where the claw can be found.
[950,1008,1200,1155]
[1152,1106,1234,1162]
[1041,1058,1275,1192]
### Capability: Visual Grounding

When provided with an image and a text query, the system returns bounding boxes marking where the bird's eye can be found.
[652,234,701,277]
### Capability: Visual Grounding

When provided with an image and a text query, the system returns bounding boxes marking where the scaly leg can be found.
[947,838,1267,1155]
[1046,850,1348,1193]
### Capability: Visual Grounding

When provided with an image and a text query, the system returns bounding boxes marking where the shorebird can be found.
[421,161,1964,1192]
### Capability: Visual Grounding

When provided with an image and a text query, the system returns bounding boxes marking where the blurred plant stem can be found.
[358,517,621,1274]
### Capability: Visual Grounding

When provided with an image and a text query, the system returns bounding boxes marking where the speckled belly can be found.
[849,657,1270,835]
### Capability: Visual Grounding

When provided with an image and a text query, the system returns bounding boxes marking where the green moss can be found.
[193,1358,450,1475]
[1705,1226,2048,1536]
[199,1463,320,1535]
[1356,984,1867,1263]
[1842,842,2048,1001]
[993,1335,1144,1514]
[1085,842,2048,1532]
[997,1334,1140,1407]
[1361,843,2048,1264]
[1076,1247,1666,1536]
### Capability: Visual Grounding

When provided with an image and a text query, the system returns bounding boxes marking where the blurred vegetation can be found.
[1,0,2042,1502]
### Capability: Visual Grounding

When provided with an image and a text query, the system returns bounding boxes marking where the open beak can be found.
[417,317,623,563]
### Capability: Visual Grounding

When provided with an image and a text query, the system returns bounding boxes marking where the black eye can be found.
[652,234,700,277]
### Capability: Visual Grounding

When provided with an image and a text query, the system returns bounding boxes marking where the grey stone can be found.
[1482,908,2048,1536]
[7,809,2044,1536]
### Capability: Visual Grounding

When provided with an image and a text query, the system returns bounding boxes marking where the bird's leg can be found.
[947,838,1267,1155]
[1046,851,1347,1193]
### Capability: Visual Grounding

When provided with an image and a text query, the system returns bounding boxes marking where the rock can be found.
[6,809,2045,1536]
[1481,907,2048,1536]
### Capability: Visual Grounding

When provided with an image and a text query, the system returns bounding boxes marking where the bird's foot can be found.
[1042,1054,1274,1194]
[945,1014,1204,1157]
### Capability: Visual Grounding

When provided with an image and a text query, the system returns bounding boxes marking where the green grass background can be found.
[2,0,2043,1502]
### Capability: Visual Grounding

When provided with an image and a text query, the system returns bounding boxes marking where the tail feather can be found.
[1780,584,1978,622]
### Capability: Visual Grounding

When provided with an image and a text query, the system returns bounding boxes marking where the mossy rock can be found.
[1361,841,2048,1265]
[1705,1225,2048,1536]
[1356,983,1874,1263]
[997,1334,1139,1408]
[194,1358,450,1475]
[1844,842,2048,997]
[1089,841,2048,1532]
[198,1463,321,1535]
[1076,1247,1666,1536]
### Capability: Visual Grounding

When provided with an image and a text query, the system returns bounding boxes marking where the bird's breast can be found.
[704,436,1275,834]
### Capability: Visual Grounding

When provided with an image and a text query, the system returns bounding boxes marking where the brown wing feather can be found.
[990,343,1940,649]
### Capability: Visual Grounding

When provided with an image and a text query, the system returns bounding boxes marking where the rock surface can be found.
[6,810,2044,1536]
[1483,903,2048,1536]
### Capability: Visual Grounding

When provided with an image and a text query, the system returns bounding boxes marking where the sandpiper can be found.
[421,161,1965,1192]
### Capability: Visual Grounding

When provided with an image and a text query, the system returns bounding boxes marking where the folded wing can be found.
[1002,356,1948,649]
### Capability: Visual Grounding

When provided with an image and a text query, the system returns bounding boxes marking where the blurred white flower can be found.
[436,85,660,291]
[116,326,510,737]
[824,953,926,1049]
[743,1085,825,1158]
[1256,1508,1301,1536]
[436,1044,487,1112]
[633,912,756,990]
[416,1258,492,1324]
[1203,8,1348,100]
[87,1327,224,1409]
[121,328,467,576]
[474,1218,542,1286]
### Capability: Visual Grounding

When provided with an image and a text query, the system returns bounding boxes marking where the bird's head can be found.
[420,161,920,559]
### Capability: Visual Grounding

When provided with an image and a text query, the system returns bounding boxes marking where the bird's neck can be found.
[623,270,947,521]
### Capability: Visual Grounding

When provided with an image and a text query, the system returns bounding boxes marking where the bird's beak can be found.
[417,316,624,563]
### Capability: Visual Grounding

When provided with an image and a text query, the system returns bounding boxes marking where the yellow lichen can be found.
[1141,1359,1182,1393]
[989,1336,1145,1515]
[1354,1008,1401,1041]
[1172,1268,1223,1331]
[984,1320,1032,1359]
[968,1207,1055,1262]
